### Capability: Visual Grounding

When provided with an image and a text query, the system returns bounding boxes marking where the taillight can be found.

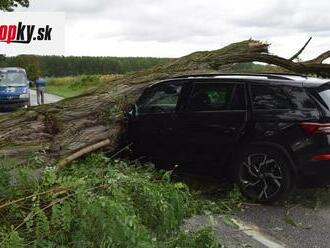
[312,154,330,161]
[300,122,330,135]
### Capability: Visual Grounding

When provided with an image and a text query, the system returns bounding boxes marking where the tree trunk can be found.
[1,39,330,166]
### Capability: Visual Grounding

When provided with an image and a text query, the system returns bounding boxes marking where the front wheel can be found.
[234,146,293,203]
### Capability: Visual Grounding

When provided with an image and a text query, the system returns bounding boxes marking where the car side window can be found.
[137,83,183,114]
[251,84,316,110]
[187,83,245,111]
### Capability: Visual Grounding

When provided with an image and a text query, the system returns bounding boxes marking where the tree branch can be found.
[210,52,330,77]
[290,37,312,61]
[57,139,112,170]
[305,51,330,64]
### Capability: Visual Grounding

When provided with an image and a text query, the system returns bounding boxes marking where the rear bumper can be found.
[292,133,330,186]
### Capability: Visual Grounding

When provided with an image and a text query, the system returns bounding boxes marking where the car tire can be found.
[233,146,293,203]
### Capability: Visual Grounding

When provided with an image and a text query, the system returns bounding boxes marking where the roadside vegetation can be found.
[45,74,122,98]
[0,152,243,247]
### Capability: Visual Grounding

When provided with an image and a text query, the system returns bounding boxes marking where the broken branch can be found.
[57,139,112,170]
[290,37,312,61]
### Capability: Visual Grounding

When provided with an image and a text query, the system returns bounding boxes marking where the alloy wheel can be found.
[239,153,283,201]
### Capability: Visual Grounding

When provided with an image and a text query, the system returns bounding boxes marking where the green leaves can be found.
[1,228,24,248]
[165,228,224,248]
[0,0,29,11]
[73,197,151,248]
[0,153,222,247]
[0,168,11,198]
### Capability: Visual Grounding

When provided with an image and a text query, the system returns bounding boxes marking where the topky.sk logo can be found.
[0,22,53,44]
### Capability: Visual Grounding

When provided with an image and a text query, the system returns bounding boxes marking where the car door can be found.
[129,81,185,160]
[176,81,248,174]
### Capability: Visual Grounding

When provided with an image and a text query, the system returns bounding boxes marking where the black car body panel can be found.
[128,73,330,187]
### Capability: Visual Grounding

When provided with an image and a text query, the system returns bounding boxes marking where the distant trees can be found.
[0,0,29,11]
[0,55,285,79]
[12,55,41,80]
[1,55,171,78]
[0,55,5,66]
[0,55,41,80]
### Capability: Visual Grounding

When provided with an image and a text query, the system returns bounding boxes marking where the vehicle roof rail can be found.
[255,72,308,78]
[172,72,307,81]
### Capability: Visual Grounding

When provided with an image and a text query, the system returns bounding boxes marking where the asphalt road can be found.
[233,198,330,248]
[29,89,63,106]
[185,190,330,248]
[0,90,63,113]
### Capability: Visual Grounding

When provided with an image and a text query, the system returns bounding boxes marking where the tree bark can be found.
[0,39,330,166]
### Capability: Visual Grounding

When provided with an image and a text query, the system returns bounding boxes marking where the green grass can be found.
[45,74,121,98]
[0,153,228,247]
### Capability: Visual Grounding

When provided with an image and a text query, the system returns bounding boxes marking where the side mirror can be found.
[29,81,34,87]
[127,104,137,118]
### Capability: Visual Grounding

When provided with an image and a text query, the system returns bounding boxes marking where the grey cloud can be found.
[15,0,330,58]
[92,0,230,42]
[230,0,330,34]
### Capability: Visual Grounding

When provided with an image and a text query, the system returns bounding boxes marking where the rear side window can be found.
[251,84,315,110]
[137,83,183,114]
[187,83,245,111]
[318,89,330,110]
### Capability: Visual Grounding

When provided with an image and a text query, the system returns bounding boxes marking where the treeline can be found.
[0,55,171,80]
[0,54,284,81]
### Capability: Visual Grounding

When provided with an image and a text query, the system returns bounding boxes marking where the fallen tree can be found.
[1,39,330,167]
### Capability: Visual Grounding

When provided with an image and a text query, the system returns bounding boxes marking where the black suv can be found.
[127,73,330,203]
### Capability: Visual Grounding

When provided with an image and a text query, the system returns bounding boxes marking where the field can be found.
[45,75,121,98]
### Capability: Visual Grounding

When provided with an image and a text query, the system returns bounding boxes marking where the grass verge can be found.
[45,74,121,98]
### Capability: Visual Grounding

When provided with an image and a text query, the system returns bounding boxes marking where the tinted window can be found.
[187,83,245,111]
[319,89,330,110]
[251,84,315,110]
[137,83,182,114]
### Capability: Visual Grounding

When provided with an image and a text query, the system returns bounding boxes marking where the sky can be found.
[14,0,330,59]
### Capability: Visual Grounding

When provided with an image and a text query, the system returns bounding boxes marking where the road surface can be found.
[29,90,63,106]
[233,198,330,248]
[185,190,330,248]
[0,90,63,114]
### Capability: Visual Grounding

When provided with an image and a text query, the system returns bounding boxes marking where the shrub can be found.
[0,153,222,247]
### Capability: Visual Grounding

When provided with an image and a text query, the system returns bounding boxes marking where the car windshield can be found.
[0,71,27,86]
[319,89,330,110]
